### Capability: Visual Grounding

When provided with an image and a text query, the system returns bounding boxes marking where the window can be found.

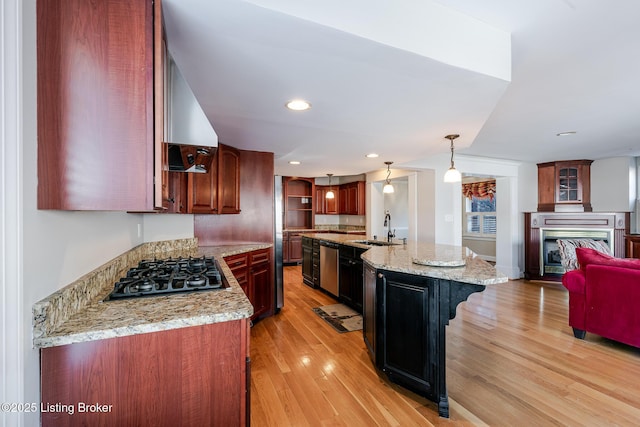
[463,181,496,238]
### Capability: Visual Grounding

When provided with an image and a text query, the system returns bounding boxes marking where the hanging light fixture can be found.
[443,134,462,183]
[383,161,395,193]
[326,174,335,199]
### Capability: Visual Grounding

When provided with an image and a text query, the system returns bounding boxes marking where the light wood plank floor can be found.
[250,266,640,426]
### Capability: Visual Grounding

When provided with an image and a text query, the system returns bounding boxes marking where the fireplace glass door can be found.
[540,229,612,275]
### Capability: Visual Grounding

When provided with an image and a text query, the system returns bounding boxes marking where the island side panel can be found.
[41,319,248,427]
[365,265,490,418]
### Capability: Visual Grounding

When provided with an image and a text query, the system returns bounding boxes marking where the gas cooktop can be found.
[105,256,225,301]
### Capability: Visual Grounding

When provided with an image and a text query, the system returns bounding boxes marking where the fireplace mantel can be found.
[524,211,630,281]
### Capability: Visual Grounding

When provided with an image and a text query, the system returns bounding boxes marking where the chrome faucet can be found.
[384,210,395,243]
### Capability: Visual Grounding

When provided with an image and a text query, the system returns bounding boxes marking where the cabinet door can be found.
[282,232,290,263]
[317,187,338,214]
[339,251,354,306]
[381,271,434,393]
[338,187,349,214]
[352,251,365,312]
[288,234,303,263]
[166,171,187,213]
[250,249,272,320]
[250,260,272,319]
[37,0,158,211]
[347,184,359,215]
[325,188,338,214]
[363,264,378,361]
[218,144,241,214]
[315,187,326,214]
[187,167,218,213]
[302,238,313,286]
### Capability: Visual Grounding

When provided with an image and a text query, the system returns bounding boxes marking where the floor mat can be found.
[312,303,363,333]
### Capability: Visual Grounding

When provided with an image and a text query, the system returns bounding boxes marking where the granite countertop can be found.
[33,240,271,349]
[301,233,507,286]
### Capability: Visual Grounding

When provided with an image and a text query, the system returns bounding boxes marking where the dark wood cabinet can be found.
[286,232,303,264]
[224,248,273,321]
[315,186,339,214]
[166,171,188,213]
[312,239,321,288]
[37,0,167,211]
[363,263,377,361]
[625,235,640,259]
[337,181,366,215]
[41,320,249,427]
[187,143,241,214]
[217,144,241,214]
[249,249,272,319]
[363,264,486,418]
[537,160,593,212]
[302,236,314,286]
[284,177,315,229]
[338,245,365,312]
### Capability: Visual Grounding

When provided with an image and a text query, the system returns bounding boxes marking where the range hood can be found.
[166,55,218,172]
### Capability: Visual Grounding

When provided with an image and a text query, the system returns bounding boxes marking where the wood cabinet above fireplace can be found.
[537,160,593,212]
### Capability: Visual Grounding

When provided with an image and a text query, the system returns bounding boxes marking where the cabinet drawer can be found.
[250,249,270,265]
[224,253,249,271]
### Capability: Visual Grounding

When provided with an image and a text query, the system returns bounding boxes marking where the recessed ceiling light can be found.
[288,160,301,165]
[556,131,577,136]
[365,153,379,158]
[285,99,311,111]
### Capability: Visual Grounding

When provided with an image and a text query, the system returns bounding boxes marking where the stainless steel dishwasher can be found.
[320,241,339,297]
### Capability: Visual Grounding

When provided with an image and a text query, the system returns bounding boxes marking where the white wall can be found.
[3,3,196,425]
[591,157,636,213]
[383,178,409,240]
[367,168,434,242]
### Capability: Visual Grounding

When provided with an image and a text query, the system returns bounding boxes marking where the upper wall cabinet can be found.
[37,0,167,211]
[186,144,241,214]
[537,160,593,212]
[316,181,366,216]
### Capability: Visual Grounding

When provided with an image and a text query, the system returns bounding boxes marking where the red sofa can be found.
[562,247,640,348]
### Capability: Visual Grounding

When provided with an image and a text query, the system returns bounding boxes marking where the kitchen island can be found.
[33,238,269,427]
[300,234,508,418]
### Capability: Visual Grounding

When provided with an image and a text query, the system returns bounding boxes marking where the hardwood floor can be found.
[250,266,640,426]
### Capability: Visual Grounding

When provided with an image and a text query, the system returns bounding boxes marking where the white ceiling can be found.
[162,0,640,178]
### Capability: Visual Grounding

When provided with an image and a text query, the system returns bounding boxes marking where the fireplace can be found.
[524,212,629,281]
[540,228,612,275]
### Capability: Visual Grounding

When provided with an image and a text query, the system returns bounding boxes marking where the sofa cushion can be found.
[576,247,640,272]
[557,239,612,271]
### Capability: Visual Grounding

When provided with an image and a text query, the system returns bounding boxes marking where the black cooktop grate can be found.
[104,256,225,301]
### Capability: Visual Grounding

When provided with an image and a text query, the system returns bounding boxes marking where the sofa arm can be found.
[562,269,586,331]
[562,269,585,294]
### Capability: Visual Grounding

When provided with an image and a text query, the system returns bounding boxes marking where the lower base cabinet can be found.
[363,263,485,418]
[302,237,313,286]
[338,245,365,312]
[41,320,249,427]
[224,248,273,320]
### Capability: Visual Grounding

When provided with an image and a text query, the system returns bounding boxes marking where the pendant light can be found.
[383,161,395,193]
[443,134,462,183]
[326,174,335,199]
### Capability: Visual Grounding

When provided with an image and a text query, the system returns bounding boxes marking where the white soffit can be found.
[244,0,511,82]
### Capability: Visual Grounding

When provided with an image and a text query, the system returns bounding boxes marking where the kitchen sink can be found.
[350,239,399,247]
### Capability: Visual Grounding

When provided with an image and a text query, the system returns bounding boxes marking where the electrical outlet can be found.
[137,223,142,238]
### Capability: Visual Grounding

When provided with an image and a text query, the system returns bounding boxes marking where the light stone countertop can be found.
[301,233,508,286]
[33,241,271,349]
